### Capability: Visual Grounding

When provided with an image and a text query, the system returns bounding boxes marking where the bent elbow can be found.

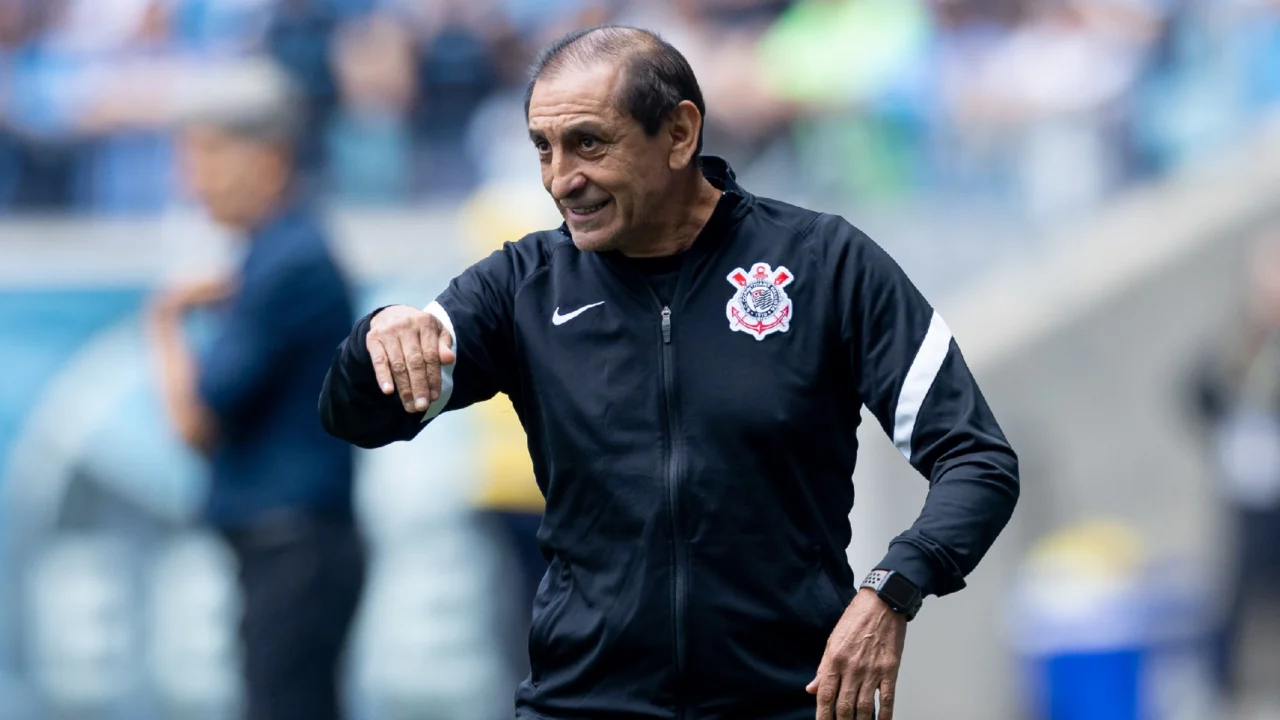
[1003,444,1021,498]
[318,391,399,450]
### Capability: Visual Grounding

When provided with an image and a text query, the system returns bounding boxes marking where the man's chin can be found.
[567,225,618,253]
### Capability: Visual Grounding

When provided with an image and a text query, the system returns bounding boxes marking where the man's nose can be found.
[548,152,587,200]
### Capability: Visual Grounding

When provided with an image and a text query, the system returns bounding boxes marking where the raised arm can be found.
[319,234,548,449]
[318,305,453,448]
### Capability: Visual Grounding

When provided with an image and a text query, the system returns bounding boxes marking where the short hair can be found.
[524,25,706,157]
[172,57,304,149]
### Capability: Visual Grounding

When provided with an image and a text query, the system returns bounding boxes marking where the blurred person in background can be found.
[0,0,86,213]
[263,0,350,189]
[1226,0,1280,115]
[0,0,27,209]
[59,0,178,213]
[148,58,364,720]
[935,0,1158,222]
[326,11,417,204]
[408,0,503,198]
[614,0,797,165]
[1191,232,1280,706]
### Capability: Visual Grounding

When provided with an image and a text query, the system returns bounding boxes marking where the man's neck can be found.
[235,187,292,237]
[620,172,723,259]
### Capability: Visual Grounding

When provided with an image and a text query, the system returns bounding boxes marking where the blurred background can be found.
[3,0,1280,718]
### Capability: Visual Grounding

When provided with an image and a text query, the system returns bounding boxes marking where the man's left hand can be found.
[808,587,907,720]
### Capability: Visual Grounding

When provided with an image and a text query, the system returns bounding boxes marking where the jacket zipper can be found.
[660,305,687,716]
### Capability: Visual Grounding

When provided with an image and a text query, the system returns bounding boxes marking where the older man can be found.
[150,60,363,720]
[321,26,1018,720]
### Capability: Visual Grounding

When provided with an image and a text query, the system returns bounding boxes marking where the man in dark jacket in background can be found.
[321,26,1018,720]
[1191,233,1280,706]
[150,59,364,720]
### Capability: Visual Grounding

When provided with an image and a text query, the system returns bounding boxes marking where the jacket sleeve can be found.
[822,214,1020,599]
[319,236,543,449]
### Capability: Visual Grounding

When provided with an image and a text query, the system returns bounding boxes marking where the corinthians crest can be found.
[725,262,794,340]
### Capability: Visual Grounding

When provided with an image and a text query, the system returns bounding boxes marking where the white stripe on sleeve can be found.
[421,301,457,422]
[892,311,953,460]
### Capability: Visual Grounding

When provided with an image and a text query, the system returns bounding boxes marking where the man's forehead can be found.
[527,61,625,131]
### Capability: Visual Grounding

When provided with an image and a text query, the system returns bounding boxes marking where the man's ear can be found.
[667,100,703,171]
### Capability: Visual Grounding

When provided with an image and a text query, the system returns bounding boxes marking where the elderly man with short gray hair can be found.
[150,58,364,720]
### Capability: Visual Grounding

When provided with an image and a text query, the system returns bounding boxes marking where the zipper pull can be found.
[661,306,672,344]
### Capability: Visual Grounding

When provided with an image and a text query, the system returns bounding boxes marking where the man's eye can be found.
[579,136,598,150]
[535,140,551,153]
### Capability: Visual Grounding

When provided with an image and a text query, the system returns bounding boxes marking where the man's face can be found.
[527,61,676,254]
[180,125,286,230]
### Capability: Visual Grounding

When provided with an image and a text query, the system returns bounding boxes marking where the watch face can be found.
[882,573,921,605]
[862,570,921,619]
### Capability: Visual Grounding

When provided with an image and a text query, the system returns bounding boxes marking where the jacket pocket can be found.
[813,549,852,618]
[528,556,572,685]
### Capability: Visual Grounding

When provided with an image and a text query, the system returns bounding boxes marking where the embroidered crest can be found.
[725,263,794,340]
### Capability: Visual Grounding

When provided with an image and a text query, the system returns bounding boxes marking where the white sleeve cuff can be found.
[421,300,457,422]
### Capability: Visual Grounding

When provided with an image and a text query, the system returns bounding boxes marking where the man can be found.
[1191,233,1280,703]
[150,59,364,720]
[320,26,1019,720]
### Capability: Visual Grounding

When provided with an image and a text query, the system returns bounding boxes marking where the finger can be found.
[813,665,841,720]
[878,678,897,720]
[397,332,431,412]
[366,335,395,395]
[810,629,841,695]
[806,660,823,695]
[836,672,859,720]
[854,674,877,720]
[417,320,442,403]
[381,334,416,411]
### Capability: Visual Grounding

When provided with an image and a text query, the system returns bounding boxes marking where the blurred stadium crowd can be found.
[1,0,1278,228]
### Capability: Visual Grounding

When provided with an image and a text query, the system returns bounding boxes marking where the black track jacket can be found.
[319,157,1019,720]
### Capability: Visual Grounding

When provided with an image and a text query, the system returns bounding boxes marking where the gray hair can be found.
[172,57,304,148]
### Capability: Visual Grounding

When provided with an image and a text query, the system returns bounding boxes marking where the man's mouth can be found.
[565,199,610,220]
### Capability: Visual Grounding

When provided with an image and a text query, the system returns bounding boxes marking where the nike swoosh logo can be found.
[552,301,605,326]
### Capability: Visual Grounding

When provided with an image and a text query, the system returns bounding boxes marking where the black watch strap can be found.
[860,569,923,621]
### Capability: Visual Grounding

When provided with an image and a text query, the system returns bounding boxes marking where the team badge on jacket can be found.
[725,263,794,340]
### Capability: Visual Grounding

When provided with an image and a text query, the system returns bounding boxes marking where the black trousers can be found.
[1214,505,1280,696]
[222,512,366,720]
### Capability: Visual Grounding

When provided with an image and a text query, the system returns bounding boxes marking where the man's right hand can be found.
[366,305,455,413]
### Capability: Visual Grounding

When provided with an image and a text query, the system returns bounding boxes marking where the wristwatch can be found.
[860,569,923,621]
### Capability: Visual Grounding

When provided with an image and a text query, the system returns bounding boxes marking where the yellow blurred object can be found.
[1025,519,1146,582]
[458,181,556,512]
[459,182,562,263]
[473,395,544,512]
